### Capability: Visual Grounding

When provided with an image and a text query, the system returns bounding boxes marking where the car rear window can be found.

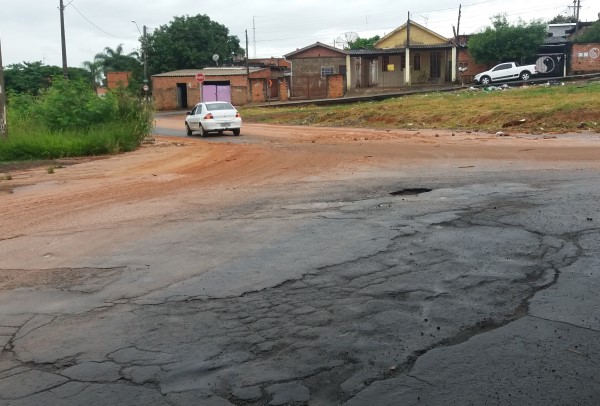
[205,102,234,111]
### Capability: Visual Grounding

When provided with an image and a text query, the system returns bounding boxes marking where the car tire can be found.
[481,76,491,85]
[232,129,241,136]
[185,123,192,136]
[520,71,531,81]
[199,125,207,137]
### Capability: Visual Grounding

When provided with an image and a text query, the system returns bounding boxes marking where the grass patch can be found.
[0,122,145,161]
[240,81,600,133]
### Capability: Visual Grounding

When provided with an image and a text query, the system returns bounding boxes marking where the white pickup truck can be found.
[474,62,538,85]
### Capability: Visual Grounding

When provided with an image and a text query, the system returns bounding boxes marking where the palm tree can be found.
[94,44,141,74]
[82,60,102,90]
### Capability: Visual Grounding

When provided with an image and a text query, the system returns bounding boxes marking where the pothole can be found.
[389,188,432,196]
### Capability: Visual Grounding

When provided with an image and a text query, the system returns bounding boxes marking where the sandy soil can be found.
[2,115,599,245]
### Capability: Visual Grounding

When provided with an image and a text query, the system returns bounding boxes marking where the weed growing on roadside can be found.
[1,78,154,162]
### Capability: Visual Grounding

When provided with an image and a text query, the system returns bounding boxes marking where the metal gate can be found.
[534,54,566,78]
[202,82,231,103]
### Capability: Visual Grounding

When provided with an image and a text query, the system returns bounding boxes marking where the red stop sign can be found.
[195,73,205,83]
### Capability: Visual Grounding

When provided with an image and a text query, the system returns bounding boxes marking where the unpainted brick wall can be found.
[571,44,600,74]
[252,80,266,102]
[279,79,289,102]
[327,74,345,98]
[106,72,131,89]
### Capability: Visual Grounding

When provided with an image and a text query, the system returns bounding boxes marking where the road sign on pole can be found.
[195,73,205,83]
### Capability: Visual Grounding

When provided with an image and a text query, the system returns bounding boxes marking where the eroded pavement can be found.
[1,140,600,405]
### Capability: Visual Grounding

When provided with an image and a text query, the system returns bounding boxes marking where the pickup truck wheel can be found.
[480,76,491,85]
[520,71,531,81]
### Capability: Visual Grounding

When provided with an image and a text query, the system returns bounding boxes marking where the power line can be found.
[69,2,133,40]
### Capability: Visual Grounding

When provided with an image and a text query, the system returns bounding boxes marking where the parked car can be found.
[185,101,242,137]
[474,62,538,85]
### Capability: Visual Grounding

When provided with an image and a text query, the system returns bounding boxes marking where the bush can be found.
[1,78,154,161]
[37,77,118,131]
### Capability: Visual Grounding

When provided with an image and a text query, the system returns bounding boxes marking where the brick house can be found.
[284,20,458,98]
[347,20,457,89]
[151,67,287,110]
[284,42,348,99]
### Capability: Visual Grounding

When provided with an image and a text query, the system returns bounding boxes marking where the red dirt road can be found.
[2,116,599,253]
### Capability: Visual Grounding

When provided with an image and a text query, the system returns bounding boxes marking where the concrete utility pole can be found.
[143,25,147,83]
[59,0,68,78]
[246,29,251,102]
[0,37,7,137]
[253,16,257,58]
[133,21,148,83]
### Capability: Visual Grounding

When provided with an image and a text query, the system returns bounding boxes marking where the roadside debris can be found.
[502,119,527,128]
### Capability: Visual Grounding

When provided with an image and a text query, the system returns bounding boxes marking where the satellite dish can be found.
[212,54,220,66]
[335,31,359,50]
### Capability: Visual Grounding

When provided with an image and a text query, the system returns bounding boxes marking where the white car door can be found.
[490,63,514,82]
[188,104,203,130]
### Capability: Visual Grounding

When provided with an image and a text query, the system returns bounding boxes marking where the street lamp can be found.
[131,20,147,85]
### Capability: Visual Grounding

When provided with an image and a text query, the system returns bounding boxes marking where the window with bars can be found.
[321,66,334,77]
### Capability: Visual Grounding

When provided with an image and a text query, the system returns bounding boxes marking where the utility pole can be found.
[246,29,251,102]
[59,0,68,78]
[253,16,257,58]
[143,25,147,83]
[0,37,7,137]
[455,4,462,84]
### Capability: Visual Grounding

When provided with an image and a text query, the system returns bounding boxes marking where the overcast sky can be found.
[1,0,598,68]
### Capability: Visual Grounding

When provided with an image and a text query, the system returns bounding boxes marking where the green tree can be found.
[145,14,244,75]
[349,35,381,50]
[467,15,547,65]
[82,60,103,91]
[573,20,600,43]
[548,14,578,24]
[94,44,142,80]
[4,62,92,94]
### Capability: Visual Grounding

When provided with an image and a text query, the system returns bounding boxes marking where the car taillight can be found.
[204,113,214,119]
[236,112,241,118]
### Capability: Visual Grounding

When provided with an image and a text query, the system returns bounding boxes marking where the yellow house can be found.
[346,20,457,89]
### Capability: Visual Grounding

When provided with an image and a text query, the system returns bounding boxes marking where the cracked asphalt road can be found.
[1,119,600,405]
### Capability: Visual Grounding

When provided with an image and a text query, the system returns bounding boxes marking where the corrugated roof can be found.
[152,67,266,77]
[544,36,569,44]
[348,44,452,56]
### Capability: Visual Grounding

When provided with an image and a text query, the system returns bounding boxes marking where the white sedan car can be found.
[185,101,242,137]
